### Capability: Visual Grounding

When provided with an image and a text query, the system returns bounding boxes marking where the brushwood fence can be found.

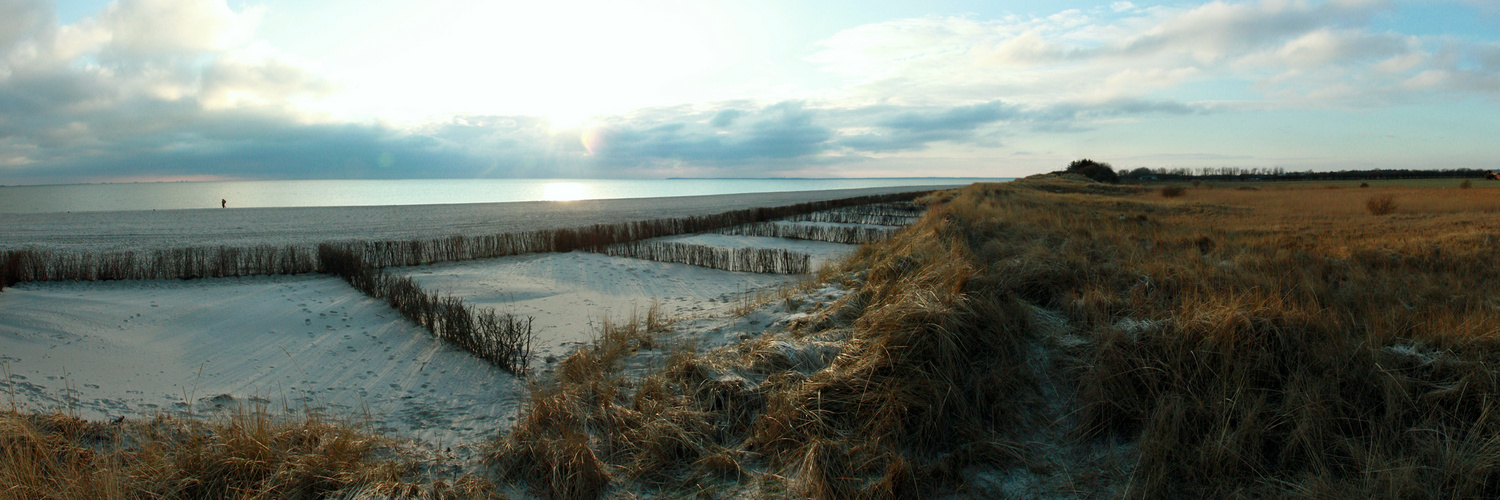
[318,245,533,375]
[716,221,899,244]
[0,192,930,369]
[320,192,928,268]
[843,201,925,217]
[595,241,811,274]
[785,203,924,226]
[0,190,930,290]
[0,245,315,287]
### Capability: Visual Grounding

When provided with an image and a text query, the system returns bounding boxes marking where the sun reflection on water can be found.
[540,182,589,201]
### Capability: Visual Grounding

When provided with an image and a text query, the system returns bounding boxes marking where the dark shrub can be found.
[1366,195,1398,215]
[1160,186,1186,198]
[1065,159,1120,184]
[1123,167,1154,181]
[1461,179,1473,189]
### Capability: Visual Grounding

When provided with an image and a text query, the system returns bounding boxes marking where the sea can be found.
[0,178,1005,215]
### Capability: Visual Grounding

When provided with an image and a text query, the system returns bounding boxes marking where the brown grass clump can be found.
[748,202,1038,495]
[0,408,414,499]
[1160,185,1186,197]
[1366,194,1398,215]
[491,305,739,498]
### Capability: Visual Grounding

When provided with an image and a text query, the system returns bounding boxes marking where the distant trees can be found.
[1117,166,1492,183]
[1064,159,1120,184]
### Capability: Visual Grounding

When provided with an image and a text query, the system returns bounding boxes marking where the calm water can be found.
[0,178,1003,214]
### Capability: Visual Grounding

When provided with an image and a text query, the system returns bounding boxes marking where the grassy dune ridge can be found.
[492,175,1500,497]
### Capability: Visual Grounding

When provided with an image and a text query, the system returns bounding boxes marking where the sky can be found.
[0,0,1496,185]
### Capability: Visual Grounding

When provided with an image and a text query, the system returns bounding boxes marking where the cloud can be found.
[0,0,52,55]
[0,0,356,183]
[1478,44,1500,70]
[809,0,1495,108]
[830,101,1018,152]
[1116,0,1388,62]
[3,0,1498,184]
[708,109,744,128]
[93,0,263,59]
[199,50,334,110]
[584,102,833,170]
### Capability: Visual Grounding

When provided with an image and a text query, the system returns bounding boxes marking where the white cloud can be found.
[199,45,334,111]
[808,0,1492,112]
[0,0,51,54]
[1402,69,1448,89]
[95,0,263,58]
[1374,52,1425,73]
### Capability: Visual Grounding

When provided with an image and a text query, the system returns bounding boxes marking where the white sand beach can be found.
[0,275,524,451]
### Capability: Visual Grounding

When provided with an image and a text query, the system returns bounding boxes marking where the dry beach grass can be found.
[0,407,477,499]
[490,175,1500,498]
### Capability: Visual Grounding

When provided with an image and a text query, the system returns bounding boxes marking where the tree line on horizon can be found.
[1059,159,1496,184]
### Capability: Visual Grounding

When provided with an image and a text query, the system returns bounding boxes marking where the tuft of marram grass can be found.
[0,408,428,499]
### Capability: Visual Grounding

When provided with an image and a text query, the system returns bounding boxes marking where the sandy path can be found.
[0,186,951,252]
[0,275,522,449]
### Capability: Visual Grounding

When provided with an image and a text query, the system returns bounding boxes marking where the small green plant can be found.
[1366,194,1398,215]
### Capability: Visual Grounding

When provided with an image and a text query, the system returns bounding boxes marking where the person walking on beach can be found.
[221,199,226,208]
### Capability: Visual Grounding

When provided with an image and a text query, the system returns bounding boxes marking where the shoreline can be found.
[1,185,962,252]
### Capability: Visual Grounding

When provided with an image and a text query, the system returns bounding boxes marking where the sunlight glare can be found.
[317,0,746,124]
[541,182,589,201]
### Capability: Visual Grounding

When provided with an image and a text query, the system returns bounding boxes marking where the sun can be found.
[544,109,594,132]
[540,182,589,202]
